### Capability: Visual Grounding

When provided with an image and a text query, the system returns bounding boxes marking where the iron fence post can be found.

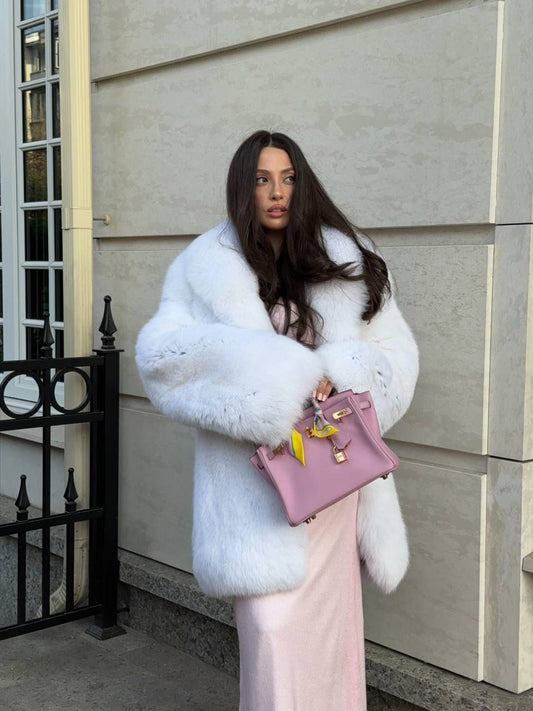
[86,296,125,640]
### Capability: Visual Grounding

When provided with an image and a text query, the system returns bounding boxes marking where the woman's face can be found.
[254,147,295,235]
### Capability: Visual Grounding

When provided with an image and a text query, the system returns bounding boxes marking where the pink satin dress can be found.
[233,303,367,710]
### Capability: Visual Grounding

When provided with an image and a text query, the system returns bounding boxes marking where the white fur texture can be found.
[135,220,419,597]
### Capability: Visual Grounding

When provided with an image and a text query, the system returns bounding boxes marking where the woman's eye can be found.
[256,176,268,185]
[285,175,296,184]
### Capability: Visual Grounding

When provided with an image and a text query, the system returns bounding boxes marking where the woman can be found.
[136,130,419,709]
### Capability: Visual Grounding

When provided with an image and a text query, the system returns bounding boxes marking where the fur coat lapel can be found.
[136,220,419,598]
[186,220,275,330]
[184,219,367,338]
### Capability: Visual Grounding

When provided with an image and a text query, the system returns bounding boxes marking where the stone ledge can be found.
[118,549,234,627]
[118,549,533,711]
[365,642,533,711]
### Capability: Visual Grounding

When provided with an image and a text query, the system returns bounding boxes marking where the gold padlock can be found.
[334,449,348,463]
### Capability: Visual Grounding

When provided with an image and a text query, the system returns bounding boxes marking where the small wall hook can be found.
[93,214,111,226]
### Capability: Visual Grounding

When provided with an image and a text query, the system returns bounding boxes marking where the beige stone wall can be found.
[90,0,533,692]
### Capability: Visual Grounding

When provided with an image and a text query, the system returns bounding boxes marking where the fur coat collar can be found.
[136,220,419,598]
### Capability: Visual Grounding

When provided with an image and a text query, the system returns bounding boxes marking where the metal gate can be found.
[0,296,123,641]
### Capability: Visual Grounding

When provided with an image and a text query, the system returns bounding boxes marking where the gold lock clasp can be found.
[333,447,348,464]
[305,426,315,439]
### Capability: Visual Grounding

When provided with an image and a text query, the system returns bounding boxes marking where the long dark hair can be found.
[226,130,390,345]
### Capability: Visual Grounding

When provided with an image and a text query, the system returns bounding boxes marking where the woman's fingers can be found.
[312,377,335,402]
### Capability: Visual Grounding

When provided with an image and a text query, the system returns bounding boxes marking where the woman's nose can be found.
[271,182,283,199]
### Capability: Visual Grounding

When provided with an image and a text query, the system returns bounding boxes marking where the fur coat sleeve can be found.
[135,229,324,448]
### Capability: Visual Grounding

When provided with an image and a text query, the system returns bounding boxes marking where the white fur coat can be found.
[135,220,419,599]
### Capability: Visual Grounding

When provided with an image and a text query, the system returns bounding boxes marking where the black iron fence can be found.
[0,296,123,641]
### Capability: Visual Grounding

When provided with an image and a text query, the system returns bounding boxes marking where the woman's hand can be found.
[312,376,335,402]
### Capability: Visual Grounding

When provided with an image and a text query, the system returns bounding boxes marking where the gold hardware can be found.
[272,444,285,455]
[305,426,315,439]
[305,515,317,524]
[332,407,352,422]
[334,449,348,464]
[381,473,389,479]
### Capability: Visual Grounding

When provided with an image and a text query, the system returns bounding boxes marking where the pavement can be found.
[0,619,240,711]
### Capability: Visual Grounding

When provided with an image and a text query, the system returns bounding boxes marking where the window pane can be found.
[54,269,63,321]
[22,24,45,82]
[25,269,49,318]
[51,0,58,9]
[23,86,46,142]
[54,329,63,358]
[53,208,62,260]
[23,149,47,202]
[25,209,48,260]
[26,326,43,359]
[51,18,59,75]
[52,82,60,137]
[21,0,45,21]
[53,146,61,200]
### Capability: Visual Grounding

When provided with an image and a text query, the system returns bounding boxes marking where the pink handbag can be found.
[250,389,399,526]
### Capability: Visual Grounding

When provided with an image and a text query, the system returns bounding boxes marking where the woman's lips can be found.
[267,206,287,217]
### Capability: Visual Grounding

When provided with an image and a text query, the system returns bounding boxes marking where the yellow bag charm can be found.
[289,429,306,466]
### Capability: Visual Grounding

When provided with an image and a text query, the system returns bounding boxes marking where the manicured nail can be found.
[312,389,317,398]
[318,393,325,402]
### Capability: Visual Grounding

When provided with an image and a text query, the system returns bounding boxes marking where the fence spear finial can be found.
[40,312,54,358]
[15,475,30,513]
[64,467,78,512]
[99,295,117,350]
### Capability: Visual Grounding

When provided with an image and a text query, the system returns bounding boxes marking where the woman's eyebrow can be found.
[256,167,295,174]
